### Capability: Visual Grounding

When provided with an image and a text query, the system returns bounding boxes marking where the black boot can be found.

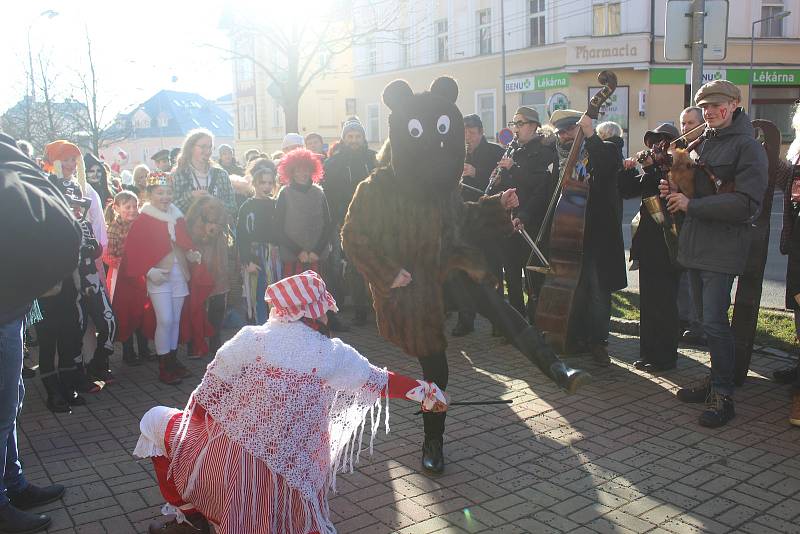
[327,311,350,332]
[122,339,141,367]
[8,483,65,510]
[135,330,154,361]
[676,375,711,404]
[698,392,735,428]
[513,329,592,394]
[0,503,50,534]
[40,374,70,413]
[58,368,88,406]
[209,334,222,356]
[421,435,444,475]
[86,352,115,385]
[774,366,798,384]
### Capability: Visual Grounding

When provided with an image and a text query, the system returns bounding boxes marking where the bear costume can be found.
[342,77,590,474]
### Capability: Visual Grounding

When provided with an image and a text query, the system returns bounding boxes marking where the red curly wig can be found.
[277,148,324,185]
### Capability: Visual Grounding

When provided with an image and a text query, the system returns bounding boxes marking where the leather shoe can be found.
[680,330,707,346]
[451,322,474,337]
[0,504,50,534]
[641,362,676,373]
[633,360,650,370]
[8,484,65,510]
[421,436,444,475]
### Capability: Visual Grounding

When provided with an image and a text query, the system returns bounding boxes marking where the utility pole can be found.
[689,0,706,100]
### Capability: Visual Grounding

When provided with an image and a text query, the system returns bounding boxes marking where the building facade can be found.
[101,90,234,170]
[351,0,800,153]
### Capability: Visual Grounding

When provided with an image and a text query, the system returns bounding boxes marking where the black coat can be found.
[504,135,559,235]
[0,133,81,322]
[323,147,377,227]
[462,136,504,202]
[236,197,277,265]
[584,134,627,291]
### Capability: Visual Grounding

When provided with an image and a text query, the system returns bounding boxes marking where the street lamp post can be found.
[749,10,791,113]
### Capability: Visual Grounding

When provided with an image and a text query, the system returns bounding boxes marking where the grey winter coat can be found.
[678,109,768,275]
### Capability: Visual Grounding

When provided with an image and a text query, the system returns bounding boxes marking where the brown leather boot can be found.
[148,513,210,534]
[158,355,182,386]
[791,390,800,427]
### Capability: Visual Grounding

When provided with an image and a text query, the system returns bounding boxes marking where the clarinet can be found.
[485,135,519,195]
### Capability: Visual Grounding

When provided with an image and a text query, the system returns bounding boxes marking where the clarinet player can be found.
[493,107,559,322]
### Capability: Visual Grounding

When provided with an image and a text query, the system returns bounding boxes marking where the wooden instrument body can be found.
[732,119,781,385]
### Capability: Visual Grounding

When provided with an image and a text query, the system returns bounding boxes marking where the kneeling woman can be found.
[136,271,447,534]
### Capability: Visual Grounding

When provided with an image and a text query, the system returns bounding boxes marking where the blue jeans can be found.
[689,269,736,396]
[0,318,29,507]
[256,267,268,324]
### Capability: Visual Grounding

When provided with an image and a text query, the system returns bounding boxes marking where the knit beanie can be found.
[341,117,365,139]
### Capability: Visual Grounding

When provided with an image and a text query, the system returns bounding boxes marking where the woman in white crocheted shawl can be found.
[136,270,448,534]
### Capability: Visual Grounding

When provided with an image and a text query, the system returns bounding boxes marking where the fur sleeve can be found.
[461,193,513,245]
[341,178,402,296]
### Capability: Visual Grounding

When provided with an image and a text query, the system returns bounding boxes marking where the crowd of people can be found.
[0,75,798,533]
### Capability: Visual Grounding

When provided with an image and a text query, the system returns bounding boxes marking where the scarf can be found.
[556,140,590,181]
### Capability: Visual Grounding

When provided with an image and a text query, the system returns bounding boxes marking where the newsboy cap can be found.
[695,80,741,106]
[549,109,583,131]
[514,106,540,125]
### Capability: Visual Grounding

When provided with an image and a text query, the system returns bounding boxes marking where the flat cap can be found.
[151,149,170,162]
[463,113,483,129]
[695,80,741,106]
[549,109,582,131]
[644,123,680,146]
[514,106,540,124]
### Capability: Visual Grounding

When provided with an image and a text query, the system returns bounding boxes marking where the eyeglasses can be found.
[507,121,535,128]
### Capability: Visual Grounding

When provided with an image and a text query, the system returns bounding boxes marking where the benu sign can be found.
[505,73,569,93]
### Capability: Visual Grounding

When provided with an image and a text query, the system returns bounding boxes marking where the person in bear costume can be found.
[342,77,591,474]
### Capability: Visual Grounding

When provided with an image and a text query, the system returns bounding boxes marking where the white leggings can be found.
[150,292,186,355]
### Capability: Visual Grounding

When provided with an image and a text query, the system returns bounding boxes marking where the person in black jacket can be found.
[451,114,506,336]
[0,132,79,533]
[494,106,559,321]
[550,110,627,366]
[323,117,376,326]
[237,158,279,324]
[619,123,682,373]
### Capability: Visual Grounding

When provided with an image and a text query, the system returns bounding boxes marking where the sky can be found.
[2,0,237,121]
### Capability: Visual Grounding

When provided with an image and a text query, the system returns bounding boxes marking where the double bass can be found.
[533,70,617,353]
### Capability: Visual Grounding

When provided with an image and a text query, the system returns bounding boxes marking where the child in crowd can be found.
[237,158,280,324]
[113,172,203,385]
[136,271,447,534]
[103,190,152,366]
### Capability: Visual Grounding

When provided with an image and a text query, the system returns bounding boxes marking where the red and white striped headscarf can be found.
[266,270,338,321]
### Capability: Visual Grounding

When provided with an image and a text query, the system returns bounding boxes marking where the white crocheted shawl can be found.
[172,321,389,503]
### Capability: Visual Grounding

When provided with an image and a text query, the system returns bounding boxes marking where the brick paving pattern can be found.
[18,316,800,533]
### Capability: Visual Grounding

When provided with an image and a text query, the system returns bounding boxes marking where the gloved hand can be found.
[186,250,202,264]
[406,380,449,413]
[147,268,169,285]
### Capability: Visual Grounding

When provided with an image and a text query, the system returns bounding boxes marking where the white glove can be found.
[406,380,449,412]
[147,267,169,285]
[186,250,202,264]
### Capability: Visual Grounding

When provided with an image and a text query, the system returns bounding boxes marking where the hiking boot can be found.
[158,355,182,386]
[591,343,611,367]
[0,503,50,534]
[8,484,65,510]
[774,366,798,385]
[698,392,735,428]
[677,376,711,404]
[421,436,444,475]
[791,390,800,427]
[148,513,210,534]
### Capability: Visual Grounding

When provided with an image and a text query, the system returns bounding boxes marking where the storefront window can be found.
[752,86,799,141]
[521,90,547,123]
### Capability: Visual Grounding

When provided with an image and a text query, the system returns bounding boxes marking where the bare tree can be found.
[216,1,398,133]
[72,29,111,155]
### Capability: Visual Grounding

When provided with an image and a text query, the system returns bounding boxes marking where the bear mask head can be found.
[382,77,465,194]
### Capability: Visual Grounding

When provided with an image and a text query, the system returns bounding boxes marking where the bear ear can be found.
[429,77,459,103]
[383,80,413,111]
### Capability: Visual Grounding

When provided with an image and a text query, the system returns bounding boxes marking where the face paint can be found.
[720,108,727,121]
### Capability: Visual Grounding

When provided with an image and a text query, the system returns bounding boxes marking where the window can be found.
[238,103,255,131]
[346,98,357,116]
[366,103,380,143]
[752,86,799,141]
[476,91,496,139]
[521,90,547,123]
[477,9,492,55]
[273,104,284,129]
[399,28,411,68]
[435,19,449,62]
[593,2,621,36]
[529,0,545,47]
[133,110,150,129]
[367,39,377,74]
[761,2,785,37]
[157,114,169,128]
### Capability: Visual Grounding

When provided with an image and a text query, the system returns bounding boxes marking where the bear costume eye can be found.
[408,119,423,138]
[436,115,450,134]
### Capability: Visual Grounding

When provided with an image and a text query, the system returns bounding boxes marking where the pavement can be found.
[17,315,800,534]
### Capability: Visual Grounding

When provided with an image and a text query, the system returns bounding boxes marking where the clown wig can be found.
[276,148,323,185]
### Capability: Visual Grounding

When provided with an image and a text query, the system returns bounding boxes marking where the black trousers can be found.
[639,262,680,366]
[37,281,83,376]
[503,234,527,316]
[456,243,507,327]
[80,287,117,365]
[208,293,227,342]
[421,271,554,438]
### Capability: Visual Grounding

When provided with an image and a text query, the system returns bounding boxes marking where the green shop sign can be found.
[651,67,800,86]
[505,73,569,93]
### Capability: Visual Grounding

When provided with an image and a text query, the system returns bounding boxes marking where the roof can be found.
[107,90,234,139]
